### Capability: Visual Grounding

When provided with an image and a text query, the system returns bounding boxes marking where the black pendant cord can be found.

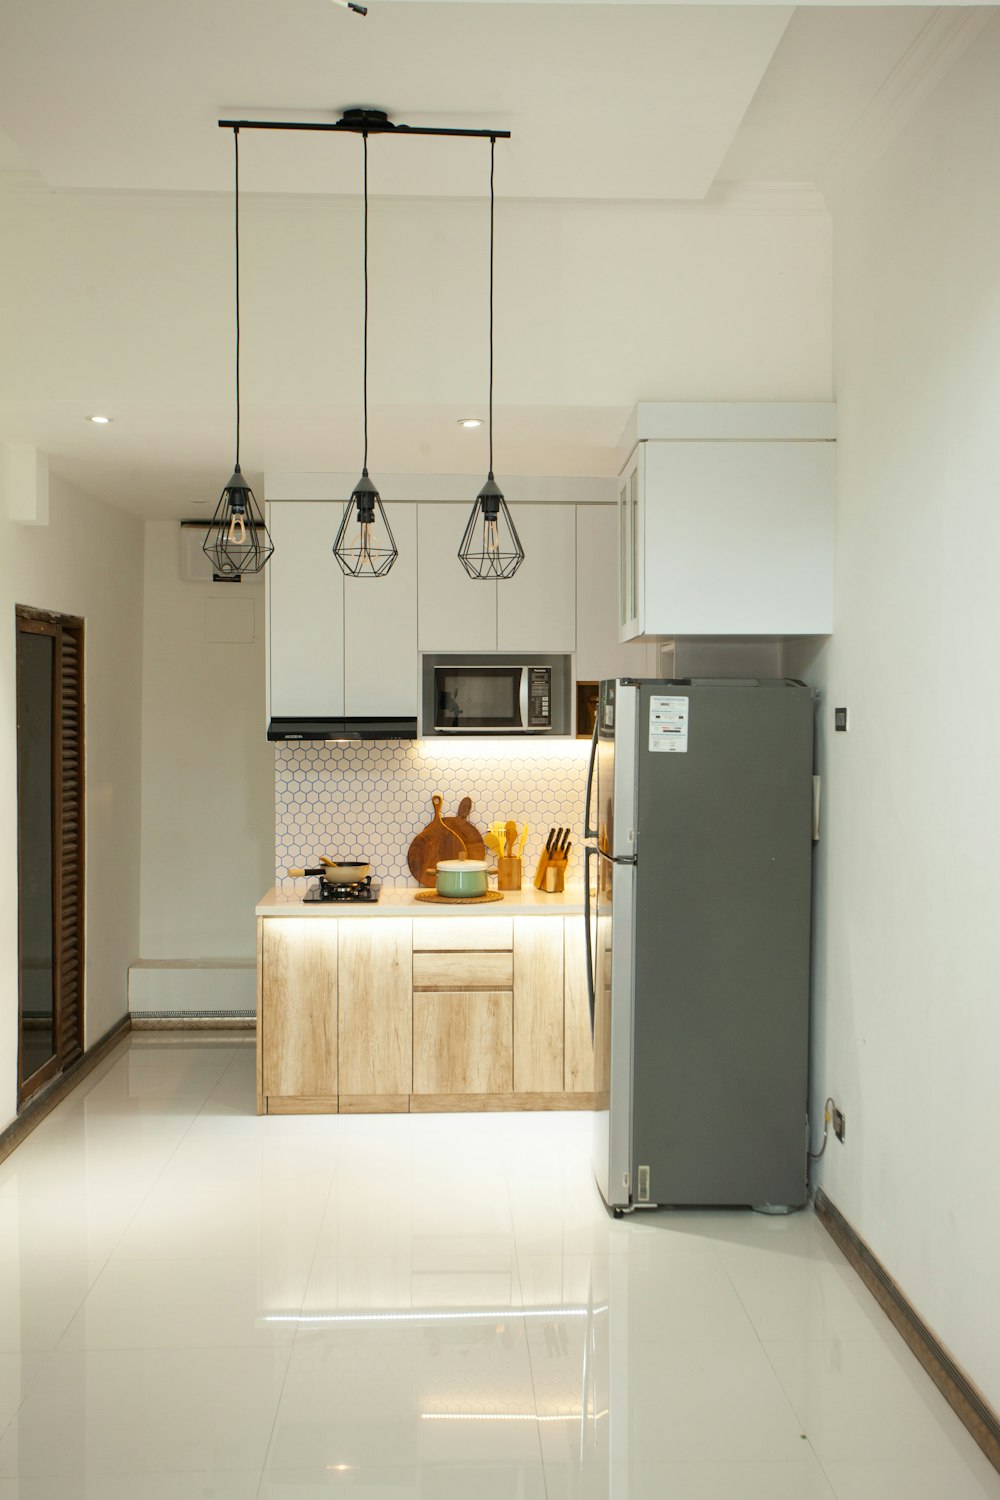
[362,131,368,474]
[488,134,495,480]
[233,126,241,471]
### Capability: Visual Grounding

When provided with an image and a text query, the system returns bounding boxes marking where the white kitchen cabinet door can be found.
[576,505,651,683]
[267,501,344,718]
[641,441,834,636]
[618,448,643,641]
[496,504,576,653]
[417,503,497,651]
[344,504,418,716]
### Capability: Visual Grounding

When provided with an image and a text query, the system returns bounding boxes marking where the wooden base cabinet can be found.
[257,913,597,1114]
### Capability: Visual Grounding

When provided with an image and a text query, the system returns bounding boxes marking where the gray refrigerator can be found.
[584,678,815,1214]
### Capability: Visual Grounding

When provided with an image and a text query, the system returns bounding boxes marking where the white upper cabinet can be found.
[267,501,344,718]
[497,505,576,653]
[616,409,836,640]
[344,504,418,717]
[417,503,498,652]
[417,502,577,653]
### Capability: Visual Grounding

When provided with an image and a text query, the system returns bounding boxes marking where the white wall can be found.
[0,475,144,1128]
[0,186,833,508]
[138,523,273,962]
[794,17,1000,1410]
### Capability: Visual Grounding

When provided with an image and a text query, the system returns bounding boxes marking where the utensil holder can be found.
[497,856,522,892]
[543,863,565,894]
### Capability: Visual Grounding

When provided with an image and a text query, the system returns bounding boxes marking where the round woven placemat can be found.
[413,889,505,906]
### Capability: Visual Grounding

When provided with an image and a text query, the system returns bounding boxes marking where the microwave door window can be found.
[437,670,520,730]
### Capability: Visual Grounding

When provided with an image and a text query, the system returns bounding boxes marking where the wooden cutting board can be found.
[442,796,486,861]
[407,794,468,888]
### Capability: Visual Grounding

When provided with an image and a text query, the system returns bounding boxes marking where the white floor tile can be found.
[764,1338,988,1465]
[823,1458,1000,1500]
[259,1465,548,1498]
[266,1322,542,1470]
[0,1473,260,1499]
[0,1347,290,1476]
[57,1257,297,1350]
[0,1034,995,1500]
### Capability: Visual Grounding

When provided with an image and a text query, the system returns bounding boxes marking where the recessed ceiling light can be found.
[88,415,112,424]
[458,417,484,429]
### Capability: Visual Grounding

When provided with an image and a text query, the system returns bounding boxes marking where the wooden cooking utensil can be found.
[442,796,486,860]
[406,794,468,888]
[505,820,518,859]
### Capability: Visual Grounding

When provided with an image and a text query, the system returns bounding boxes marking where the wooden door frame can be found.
[15,606,85,1108]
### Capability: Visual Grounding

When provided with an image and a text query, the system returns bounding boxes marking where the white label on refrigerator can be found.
[649,695,689,752]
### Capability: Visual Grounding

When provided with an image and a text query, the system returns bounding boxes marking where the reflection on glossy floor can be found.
[0,1034,996,1499]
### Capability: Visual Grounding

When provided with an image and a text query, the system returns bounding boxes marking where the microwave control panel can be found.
[527,668,552,728]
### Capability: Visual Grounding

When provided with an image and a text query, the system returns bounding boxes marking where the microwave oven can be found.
[421,654,572,736]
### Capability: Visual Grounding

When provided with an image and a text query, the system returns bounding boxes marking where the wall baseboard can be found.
[816,1189,1000,1474]
[131,1016,254,1031]
[0,1014,131,1168]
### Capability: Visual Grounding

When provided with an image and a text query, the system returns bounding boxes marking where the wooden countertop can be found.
[256,884,586,918]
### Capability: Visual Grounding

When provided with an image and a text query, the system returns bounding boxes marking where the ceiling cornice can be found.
[823,7,996,191]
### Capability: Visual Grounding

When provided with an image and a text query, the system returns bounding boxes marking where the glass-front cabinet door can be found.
[617,445,643,641]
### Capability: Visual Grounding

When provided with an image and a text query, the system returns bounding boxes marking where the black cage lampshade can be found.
[204,127,273,578]
[332,469,398,577]
[458,475,524,580]
[203,466,273,577]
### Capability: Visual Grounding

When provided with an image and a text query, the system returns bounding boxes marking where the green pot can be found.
[434,860,489,898]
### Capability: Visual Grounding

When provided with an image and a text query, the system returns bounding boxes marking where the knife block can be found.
[497,856,522,892]
[543,863,565,893]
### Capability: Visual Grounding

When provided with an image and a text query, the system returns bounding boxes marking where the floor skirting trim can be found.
[816,1188,1000,1474]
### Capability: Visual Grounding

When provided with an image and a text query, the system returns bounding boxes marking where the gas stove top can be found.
[303,875,380,904]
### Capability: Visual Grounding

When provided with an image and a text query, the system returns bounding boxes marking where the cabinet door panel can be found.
[267,502,344,717]
[576,505,651,684]
[513,917,564,1093]
[338,919,412,1097]
[262,920,338,1097]
[497,505,576,653]
[344,506,418,716]
[413,991,513,1094]
[563,917,595,1093]
[642,441,834,635]
[417,504,497,651]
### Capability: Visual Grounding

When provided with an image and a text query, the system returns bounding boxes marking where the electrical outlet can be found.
[832,1106,846,1143]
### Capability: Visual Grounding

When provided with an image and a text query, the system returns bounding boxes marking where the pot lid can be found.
[436,859,489,872]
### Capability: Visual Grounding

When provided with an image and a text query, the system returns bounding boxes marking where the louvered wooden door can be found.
[16,609,85,1104]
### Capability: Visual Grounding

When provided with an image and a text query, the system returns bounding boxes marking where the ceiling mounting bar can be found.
[218,107,510,141]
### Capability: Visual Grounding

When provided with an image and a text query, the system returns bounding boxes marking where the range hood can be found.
[267,716,418,743]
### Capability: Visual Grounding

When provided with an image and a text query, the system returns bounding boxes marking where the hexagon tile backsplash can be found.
[275,740,592,891]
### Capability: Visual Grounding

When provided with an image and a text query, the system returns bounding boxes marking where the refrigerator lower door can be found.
[592,849,636,1211]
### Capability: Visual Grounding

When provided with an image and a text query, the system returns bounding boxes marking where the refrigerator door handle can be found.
[584,713,599,840]
[584,844,597,1040]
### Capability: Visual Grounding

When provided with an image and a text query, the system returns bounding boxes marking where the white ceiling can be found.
[0,2,988,517]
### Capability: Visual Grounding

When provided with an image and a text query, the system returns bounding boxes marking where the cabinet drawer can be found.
[412,917,513,952]
[413,992,513,1094]
[413,950,514,990]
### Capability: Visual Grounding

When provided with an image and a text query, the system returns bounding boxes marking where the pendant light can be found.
[203,128,274,578]
[333,131,398,578]
[458,136,524,581]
